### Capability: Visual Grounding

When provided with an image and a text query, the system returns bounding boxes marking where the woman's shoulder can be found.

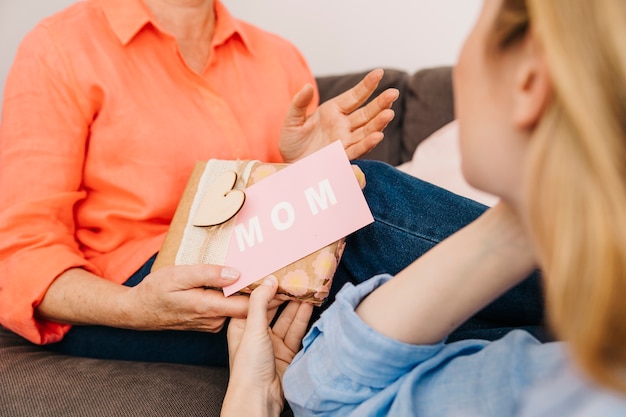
[235,20,302,56]
[32,1,103,34]
[18,1,110,55]
[517,360,626,417]
[229,18,314,88]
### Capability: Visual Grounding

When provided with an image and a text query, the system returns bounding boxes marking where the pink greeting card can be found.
[223,141,374,296]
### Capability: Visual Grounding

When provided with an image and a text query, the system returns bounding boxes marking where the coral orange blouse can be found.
[0,0,318,344]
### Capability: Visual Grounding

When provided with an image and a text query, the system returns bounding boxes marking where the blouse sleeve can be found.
[284,274,566,417]
[0,23,98,344]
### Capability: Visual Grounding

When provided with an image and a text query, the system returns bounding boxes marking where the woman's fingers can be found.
[348,88,398,130]
[245,275,279,331]
[272,301,313,352]
[282,302,313,352]
[331,68,385,114]
[165,263,241,290]
[283,83,316,129]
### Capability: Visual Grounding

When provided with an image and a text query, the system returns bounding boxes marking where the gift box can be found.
[152,159,362,306]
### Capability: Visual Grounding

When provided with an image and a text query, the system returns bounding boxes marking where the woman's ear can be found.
[512,32,552,132]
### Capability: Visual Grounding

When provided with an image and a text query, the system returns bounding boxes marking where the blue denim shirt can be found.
[284,274,626,417]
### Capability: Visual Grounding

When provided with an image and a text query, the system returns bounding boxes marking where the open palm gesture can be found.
[279,69,399,162]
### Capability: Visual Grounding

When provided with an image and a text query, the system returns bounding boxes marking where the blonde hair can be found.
[494,0,626,392]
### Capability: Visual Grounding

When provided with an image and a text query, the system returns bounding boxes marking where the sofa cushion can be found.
[0,326,229,417]
[401,66,455,164]
[397,120,498,206]
[316,68,409,166]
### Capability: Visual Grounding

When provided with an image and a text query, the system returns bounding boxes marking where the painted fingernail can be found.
[221,267,240,281]
[263,275,277,287]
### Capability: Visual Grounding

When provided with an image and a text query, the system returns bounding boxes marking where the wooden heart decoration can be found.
[193,171,246,227]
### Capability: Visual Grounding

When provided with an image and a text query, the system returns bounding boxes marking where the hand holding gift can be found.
[153,141,373,305]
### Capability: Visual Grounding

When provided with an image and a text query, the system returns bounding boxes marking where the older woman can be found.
[0,0,399,365]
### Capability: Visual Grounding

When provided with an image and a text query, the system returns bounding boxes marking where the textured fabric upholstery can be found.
[0,327,228,416]
[401,66,455,163]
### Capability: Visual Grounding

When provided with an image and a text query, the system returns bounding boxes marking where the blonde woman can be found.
[224,0,626,415]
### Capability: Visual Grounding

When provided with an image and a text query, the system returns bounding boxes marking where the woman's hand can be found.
[121,264,258,332]
[279,68,399,163]
[222,275,313,417]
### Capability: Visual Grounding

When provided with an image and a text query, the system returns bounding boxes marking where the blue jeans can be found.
[45,161,546,366]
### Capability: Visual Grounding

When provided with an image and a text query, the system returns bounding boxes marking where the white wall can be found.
[221,0,480,76]
[0,0,480,114]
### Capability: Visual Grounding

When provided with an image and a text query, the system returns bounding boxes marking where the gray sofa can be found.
[0,66,454,417]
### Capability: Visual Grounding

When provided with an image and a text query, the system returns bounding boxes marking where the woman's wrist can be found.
[479,202,537,267]
[221,384,283,417]
[36,268,134,328]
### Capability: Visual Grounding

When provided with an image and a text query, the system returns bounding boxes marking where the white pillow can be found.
[397,120,498,207]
